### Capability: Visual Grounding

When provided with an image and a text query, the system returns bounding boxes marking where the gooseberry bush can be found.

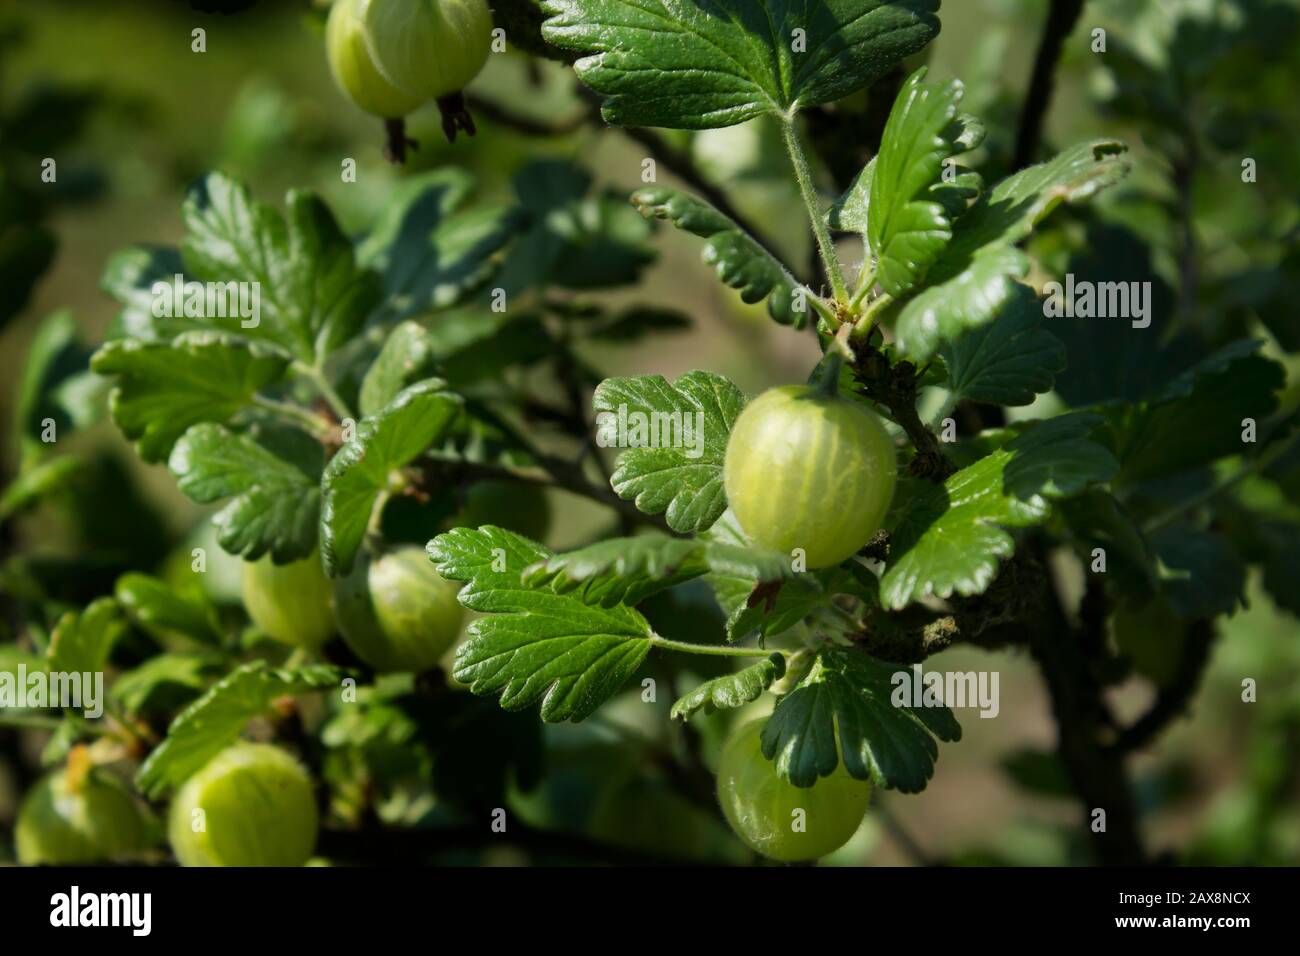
[3,0,1298,867]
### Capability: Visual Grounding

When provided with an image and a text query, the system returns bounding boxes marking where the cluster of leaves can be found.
[3,0,1298,866]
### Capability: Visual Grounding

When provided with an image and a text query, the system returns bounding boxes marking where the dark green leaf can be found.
[356,169,517,320]
[1150,527,1246,619]
[940,284,1065,406]
[429,526,654,722]
[321,380,462,575]
[632,186,804,326]
[671,653,785,720]
[593,370,746,533]
[1103,341,1284,484]
[542,0,940,128]
[136,661,351,797]
[762,647,960,791]
[169,422,323,562]
[882,414,1118,609]
[181,172,380,360]
[91,331,291,463]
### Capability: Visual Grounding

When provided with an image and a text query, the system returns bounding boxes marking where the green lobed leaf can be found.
[357,321,440,417]
[47,597,127,677]
[892,246,1029,361]
[761,647,960,791]
[1101,340,1285,484]
[356,169,518,320]
[429,526,654,722]
[939,284,1066,406]
[631,186,804,326]
[881,413,1119,609]
[704,511,877,641]
[505,162,657,293]
[892,140,1129,361]
[114,572,223,646]
[321,379,463,576]
[169,422,324,563]
[111,653,225,717]
[671,653,786,721]
[181,172,381,360]
[136,662,351,798]
[523,532,796,608]
[593,370,746,533]
[934,140,1131,272]
[91,331,291,464]
[541,0,941,129]
[1150,527,1246,619]
[100,245,192,341]
[868,68,964,296]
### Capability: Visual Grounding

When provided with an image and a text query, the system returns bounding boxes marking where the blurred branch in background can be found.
[1013,0,1085,169]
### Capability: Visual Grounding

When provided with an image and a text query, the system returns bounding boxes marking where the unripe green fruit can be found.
[716,718,872,862]
[168,743,318,867]
[723,385,896,568]
[334,545,464,673]
[361,0,493,100]
[241,552,335,649]
[327,0,426,118]
[16,765,150,864]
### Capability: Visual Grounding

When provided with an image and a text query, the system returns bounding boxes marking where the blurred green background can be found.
[1,0,1297,865]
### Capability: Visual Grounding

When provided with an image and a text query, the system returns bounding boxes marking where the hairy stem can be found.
[781,114,848,302]
[294,361,353,422]
[252,395,333,440]
[648,635,776,659]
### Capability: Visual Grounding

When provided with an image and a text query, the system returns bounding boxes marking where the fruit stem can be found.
[780,114,849,303]
[648,634,778,659]
[252,395,333,440]
[850,292,894,342]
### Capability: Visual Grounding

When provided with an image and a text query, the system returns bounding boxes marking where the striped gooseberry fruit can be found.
[241,551,336,649]
[334,545,464,673]
[361,0,493,100]
[168,743,318,867]
[16,750,151,864]
[716,718,872,862]
[723,384,896,568]
[326,0,426,118]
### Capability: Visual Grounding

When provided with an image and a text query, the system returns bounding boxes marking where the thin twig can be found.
[1013,0,1086,169]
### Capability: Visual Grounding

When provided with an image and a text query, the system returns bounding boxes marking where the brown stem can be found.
[1111,619,1216,754]
[1024,539,1147,865]
[1013,0,1086,169]
[464,93,587,136]
[850,343,956,481]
